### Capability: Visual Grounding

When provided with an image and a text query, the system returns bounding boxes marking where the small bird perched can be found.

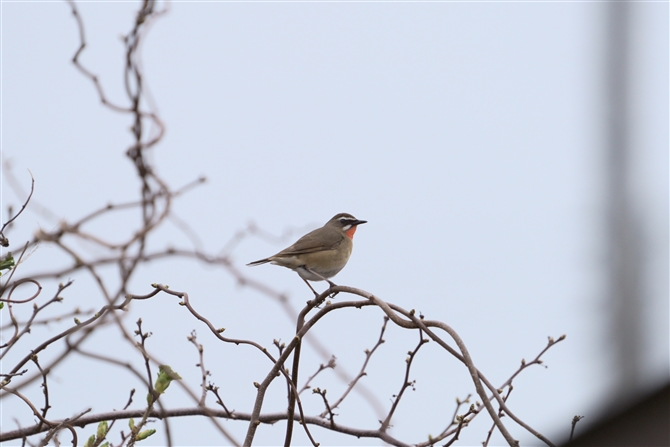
[247,213,367,295]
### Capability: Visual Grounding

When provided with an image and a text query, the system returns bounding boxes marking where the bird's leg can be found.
[303,267,337,287]
[304,268,339,299]
[302,278,320,298]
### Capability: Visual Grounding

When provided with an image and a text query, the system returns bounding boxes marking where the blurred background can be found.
[2,1,667,446]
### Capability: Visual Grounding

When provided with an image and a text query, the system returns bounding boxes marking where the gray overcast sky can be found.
[1,2,668,446]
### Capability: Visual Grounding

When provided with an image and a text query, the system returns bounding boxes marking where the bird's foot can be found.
[326,281,339,299]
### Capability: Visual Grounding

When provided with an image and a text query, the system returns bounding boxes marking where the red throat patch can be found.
[345,226,357,239]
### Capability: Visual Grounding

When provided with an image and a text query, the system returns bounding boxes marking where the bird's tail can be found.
[246,259,270,267]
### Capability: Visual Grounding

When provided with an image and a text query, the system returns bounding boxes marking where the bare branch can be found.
[380,329,427,432]
[320,316,388,416]
[312,388,336,427]
[569,415,584,442]
[0,172,34,247]
[187,331,210,406]
[300,356,336,395]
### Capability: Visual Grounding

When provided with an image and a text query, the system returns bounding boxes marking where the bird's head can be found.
[327,213,367,239]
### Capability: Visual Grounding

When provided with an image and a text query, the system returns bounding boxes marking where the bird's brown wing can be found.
[272,226,344,257]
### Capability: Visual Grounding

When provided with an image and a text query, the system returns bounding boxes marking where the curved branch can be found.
[0,171,34,246]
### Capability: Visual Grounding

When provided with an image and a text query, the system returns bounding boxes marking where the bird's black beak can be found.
[353,220,367,226]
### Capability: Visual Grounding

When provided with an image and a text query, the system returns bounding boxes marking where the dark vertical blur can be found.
[605,2,644,397]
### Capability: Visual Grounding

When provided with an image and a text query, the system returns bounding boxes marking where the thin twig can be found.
[320,316,388,417]
[300,356,336,395]
[380,329,427,431]
[187,331,210,406]
[0,172,35,247]
[569,415,584,442]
